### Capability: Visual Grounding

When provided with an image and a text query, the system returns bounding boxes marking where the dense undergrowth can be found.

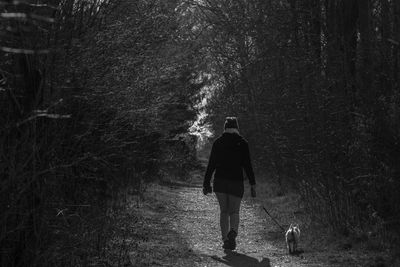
[0,0,203,266]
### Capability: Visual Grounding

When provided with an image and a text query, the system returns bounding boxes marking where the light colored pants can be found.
[215,192,242,241]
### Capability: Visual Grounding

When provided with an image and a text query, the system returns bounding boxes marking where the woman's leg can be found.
[227,194,242,234]
[215,192,229,241]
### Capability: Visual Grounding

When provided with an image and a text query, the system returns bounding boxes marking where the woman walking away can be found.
[203,117,256,250]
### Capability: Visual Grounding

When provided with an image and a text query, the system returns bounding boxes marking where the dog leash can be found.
[262,206,286,232]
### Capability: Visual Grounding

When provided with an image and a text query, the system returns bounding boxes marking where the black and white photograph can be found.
[1,0,400,266]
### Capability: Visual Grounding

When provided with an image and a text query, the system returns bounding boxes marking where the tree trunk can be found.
[289,0,300,46]
[381,0,391,95]
[311,0,322,63]
[394,0,400,86]
[325,0,340,78]
[343,0,358,84]
[357,0,371,108]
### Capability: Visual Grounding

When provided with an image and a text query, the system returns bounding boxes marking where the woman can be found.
[203,117,256,250]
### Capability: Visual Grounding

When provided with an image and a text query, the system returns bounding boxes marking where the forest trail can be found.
[130,178,299,267]
[125,171,380,267]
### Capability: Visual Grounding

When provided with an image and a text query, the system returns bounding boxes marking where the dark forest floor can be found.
[103,170,397,267]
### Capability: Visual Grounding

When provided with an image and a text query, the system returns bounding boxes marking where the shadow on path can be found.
[211,250,271,267]
[158,179,202,188]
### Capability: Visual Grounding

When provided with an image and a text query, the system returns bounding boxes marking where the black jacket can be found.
[203,132,256,188]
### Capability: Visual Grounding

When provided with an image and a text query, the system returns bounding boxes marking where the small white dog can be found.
[285,224,300,254]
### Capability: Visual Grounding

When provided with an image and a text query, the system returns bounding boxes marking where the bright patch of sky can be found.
[189,72,217,149]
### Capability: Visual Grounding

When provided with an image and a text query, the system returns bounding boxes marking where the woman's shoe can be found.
[222,240,231,249]
[227,229,237,250]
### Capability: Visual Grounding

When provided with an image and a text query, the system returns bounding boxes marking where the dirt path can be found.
[126,173,360,267]
[160,182,305,267]
[123,172,396,267]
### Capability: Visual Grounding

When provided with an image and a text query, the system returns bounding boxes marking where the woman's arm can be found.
[242,141,256,185]
[203,142,217,189]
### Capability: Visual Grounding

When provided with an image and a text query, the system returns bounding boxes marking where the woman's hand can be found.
[251,184,256,198]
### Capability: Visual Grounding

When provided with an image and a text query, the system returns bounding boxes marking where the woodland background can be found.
[1,0,399,266]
